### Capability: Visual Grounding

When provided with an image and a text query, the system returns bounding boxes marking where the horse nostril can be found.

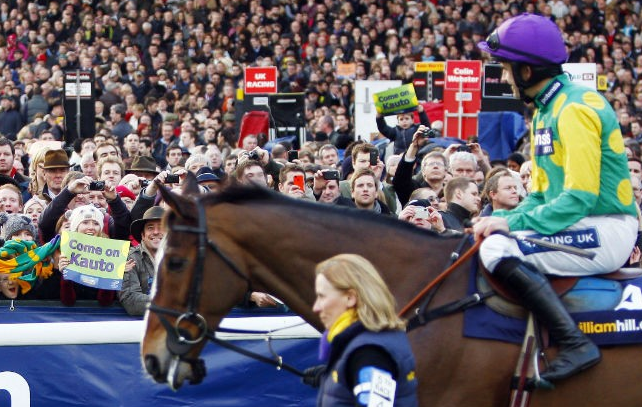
[145,355,161,379]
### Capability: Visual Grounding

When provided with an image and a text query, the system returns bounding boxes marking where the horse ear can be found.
[156,181,196,220]
[181,172,201,197]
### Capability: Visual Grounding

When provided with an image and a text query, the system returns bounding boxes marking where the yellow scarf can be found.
[327,308,358,343]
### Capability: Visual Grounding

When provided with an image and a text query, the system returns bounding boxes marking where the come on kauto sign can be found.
[245,66,278,94]
[444,60,482,91]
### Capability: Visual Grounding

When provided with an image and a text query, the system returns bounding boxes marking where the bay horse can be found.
[142,180,642,406]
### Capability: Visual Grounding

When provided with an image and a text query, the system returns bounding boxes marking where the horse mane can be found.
[198,185,457,239]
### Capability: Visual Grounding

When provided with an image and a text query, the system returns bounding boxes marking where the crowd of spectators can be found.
[1,0,642,313]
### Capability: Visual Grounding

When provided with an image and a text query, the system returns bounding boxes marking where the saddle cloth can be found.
[463,259,642,346]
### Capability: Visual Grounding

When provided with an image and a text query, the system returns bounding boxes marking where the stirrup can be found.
[509,314,554,407]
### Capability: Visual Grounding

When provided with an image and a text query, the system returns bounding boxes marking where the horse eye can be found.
[167,257,186,272]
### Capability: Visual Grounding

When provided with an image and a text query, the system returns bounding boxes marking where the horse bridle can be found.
[147,200,253,384]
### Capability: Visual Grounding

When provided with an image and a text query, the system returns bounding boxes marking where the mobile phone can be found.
[293,174,305,190]
[323,170,340,180]
[414,207,429,220]
[165,174,180,183]
[89,181,105,191]
[369,150,378,166]
[287,150,298,162]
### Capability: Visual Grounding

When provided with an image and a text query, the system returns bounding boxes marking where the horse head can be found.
[142,175,251,389]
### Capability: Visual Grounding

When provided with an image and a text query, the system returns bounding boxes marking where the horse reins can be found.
[398,238,483,317]
[147,199,304,382]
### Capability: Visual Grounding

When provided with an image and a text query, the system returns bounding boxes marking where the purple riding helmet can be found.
[478,13,568,99]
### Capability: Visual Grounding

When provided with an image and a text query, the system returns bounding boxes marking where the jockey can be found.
[475,14,638,382]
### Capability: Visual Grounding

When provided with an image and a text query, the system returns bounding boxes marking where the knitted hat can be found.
[68,205,105,233]
[0,213,37,241]
[23,197,47,214]
[115,185,136,201]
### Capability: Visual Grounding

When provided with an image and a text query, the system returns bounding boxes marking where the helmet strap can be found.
[509,62,563,103]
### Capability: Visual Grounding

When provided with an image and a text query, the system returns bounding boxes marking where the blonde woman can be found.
[28,146,51,197]
[305,254,418,407]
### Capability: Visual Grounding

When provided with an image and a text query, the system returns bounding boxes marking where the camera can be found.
[322,170,340,181]
[414,207,430,220]
[287,150,298,162]
[421,128,439,138]
[248,151,260,161]
[456,145,471,153]
[139,179,150,188]
[89,181,105,191]
[369,150,378,166]
[165,174,180,184]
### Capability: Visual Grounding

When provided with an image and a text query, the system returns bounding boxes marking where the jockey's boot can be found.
[494,257,601,382]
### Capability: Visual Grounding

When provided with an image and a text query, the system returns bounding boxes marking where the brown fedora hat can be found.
[42,149,71,169]
[126,155,160,175]
[131,206,165,242]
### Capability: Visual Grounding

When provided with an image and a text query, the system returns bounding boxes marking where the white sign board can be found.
[355,80,402,142]
[562,63,597,90]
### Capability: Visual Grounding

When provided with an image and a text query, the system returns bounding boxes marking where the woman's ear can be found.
[346,289,357,308]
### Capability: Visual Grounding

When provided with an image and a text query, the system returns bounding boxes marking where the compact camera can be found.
[456,145,471,153]
[139,179,150,188]
[248,151,260,161]
[165,174,180,184]
[89,181,105,191]
[414,207,430,220]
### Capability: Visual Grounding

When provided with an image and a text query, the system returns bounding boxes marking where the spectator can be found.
[278,163,310,200]
[0,184,24,214]
[350,168,391,214]
[57,204,116,307]
[39,149,72,202]
[440,177,481,231]
[480,169,521,216]
[398,199,446,233]
[110,103,134,144]
[376,105,430,155]
[119,206,166,316]
[0,95,24,140]
[23,196,46,226]
[393,130,447,206]
[0,137,30,202]
[312,169,355,207]
[195,167,224,193]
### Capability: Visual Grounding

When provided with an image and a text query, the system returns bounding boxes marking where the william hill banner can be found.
[373,84,419,116]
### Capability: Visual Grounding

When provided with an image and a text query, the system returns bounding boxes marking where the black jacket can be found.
[440,202,473,231]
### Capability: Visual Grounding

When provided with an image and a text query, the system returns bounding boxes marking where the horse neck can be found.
[212,201,467,329]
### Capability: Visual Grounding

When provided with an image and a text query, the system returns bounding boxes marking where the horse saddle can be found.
[478,266,642,319]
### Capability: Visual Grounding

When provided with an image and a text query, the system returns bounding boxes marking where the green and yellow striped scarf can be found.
[0,235,61,294]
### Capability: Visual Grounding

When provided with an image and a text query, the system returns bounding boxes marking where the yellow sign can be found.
[415,61,445,73]
[373,84,419,115]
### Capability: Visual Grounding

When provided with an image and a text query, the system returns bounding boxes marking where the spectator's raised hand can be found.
[68,176,92,195]
[102,180,117,201]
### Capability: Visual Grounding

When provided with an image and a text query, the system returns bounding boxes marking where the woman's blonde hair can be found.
[28,146,52,196]
[316,254,405,331]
